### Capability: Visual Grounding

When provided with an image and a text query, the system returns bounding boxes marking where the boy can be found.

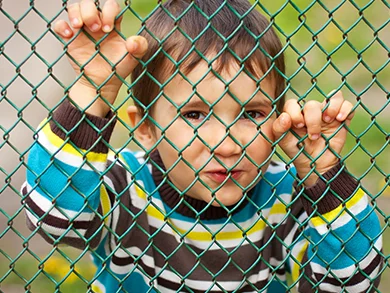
[22,0,383,292]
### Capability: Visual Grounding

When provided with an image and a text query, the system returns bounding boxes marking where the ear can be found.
[127,105,156,150]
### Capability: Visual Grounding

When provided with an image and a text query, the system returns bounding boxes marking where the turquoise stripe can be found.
[308,205,379,269]
[27,143,101,212]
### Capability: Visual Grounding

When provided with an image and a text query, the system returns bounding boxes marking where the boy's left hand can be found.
[272,91,354,186]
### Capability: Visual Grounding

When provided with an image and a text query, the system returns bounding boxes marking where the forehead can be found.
[163,59,275,106]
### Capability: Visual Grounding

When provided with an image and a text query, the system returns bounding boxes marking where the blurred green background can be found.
[1,0,388,292]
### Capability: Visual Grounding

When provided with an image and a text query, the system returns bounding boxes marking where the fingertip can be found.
[278,112,292,131]
[54,20,73,39]
[127,38,138,52]
[127,36,148,57]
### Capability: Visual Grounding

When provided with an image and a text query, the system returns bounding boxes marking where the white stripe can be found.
[113,246,155,268]
[25,209,87,237]
[38,130,106,172]
[267,162,288,174]
[91,280,106,293]
[157,266,272,291]
[318,264,380,293]
[285,213,307,271]
[26,183,94,222]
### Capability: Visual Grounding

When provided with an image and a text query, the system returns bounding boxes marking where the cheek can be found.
[246,125,274,161]
[163,121,199,150]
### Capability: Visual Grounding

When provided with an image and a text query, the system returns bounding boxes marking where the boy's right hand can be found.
[54,0,148,117]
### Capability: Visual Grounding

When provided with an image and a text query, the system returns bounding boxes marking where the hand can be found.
[53,0,148,117]
[272,91,355,186]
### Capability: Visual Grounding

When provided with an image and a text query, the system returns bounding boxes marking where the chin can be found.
[211,193,243,208]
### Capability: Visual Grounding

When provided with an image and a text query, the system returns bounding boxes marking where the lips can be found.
[205,170,243,184]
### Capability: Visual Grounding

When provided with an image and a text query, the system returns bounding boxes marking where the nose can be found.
[210,124,242,158]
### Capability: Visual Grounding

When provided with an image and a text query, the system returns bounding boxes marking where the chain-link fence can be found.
[1,0,389,292]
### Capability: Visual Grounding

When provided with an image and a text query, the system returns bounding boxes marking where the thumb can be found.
[272,112,292,142]
[126,36,149,59]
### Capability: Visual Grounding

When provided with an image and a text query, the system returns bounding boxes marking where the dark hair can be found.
[131,0,286,118]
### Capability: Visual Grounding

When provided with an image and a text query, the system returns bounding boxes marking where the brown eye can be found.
[243,111,264,119]
[182,111,206,120]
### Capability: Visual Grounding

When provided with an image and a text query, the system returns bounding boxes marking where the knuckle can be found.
[67,3,79,11]
[324,106,337,115]
[82,12,98,24]
[344,101,353,108]
[305,100,320,108]
[283,99,298,111]
[54,20,65,31]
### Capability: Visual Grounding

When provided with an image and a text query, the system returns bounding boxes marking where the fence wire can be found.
[0,0,389,292]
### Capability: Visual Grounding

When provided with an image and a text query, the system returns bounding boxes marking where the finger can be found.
[80,0,102,32]
[101,0,121,33]
[54,20,74,40]
[272,112,292,141]
[284,99,304,129]
[67,3,83,29]
[126,36,149,60]
[273,113,301,159]
[322,90,344,123]
[303,100,322,140]
[336,100,355,122]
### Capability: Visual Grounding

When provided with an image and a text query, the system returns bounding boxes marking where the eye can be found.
[242,111,264,120]
[182,111,206,121]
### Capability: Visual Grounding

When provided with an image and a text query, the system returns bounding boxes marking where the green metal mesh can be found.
[0,0,389,292]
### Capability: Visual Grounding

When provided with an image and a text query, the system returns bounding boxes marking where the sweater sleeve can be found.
[286,164,383,293]
[22,99,118,249]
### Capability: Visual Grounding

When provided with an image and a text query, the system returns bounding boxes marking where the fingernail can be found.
[91,23,100,32]
[337,113,344,120]
[296,123,304,128]
[64,29,71,36]
[310,134,319,140]
[71,18,80,27]
[324,116,331,123]
[103,25,111,33]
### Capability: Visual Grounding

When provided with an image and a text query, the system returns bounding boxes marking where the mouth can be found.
[205,170,243,184]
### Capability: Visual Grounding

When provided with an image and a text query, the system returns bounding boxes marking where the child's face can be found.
[140,60,276,207]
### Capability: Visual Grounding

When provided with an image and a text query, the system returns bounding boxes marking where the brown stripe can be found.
[149,225,286,282]
[299,164,359,215]
[49,99,116,154]
[25,195,93,230]
[25,195,104,249]
[25,213,103,249]
[111,255,156,278]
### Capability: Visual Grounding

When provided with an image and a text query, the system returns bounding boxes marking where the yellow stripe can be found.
[40,119,107,163]
[134,185,286,242]
[100,185,111,225]
[292,241,309,282]
[310,188,365,227]
[91,283,104,293]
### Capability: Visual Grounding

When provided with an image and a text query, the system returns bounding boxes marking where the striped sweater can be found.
[22,100,383,293]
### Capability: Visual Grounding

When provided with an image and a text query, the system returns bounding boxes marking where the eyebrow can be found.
[243,98,273,108]
[175,96,273,109]
[176,99,211,109]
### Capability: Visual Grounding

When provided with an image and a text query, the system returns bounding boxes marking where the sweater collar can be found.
[149,151,254,220]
